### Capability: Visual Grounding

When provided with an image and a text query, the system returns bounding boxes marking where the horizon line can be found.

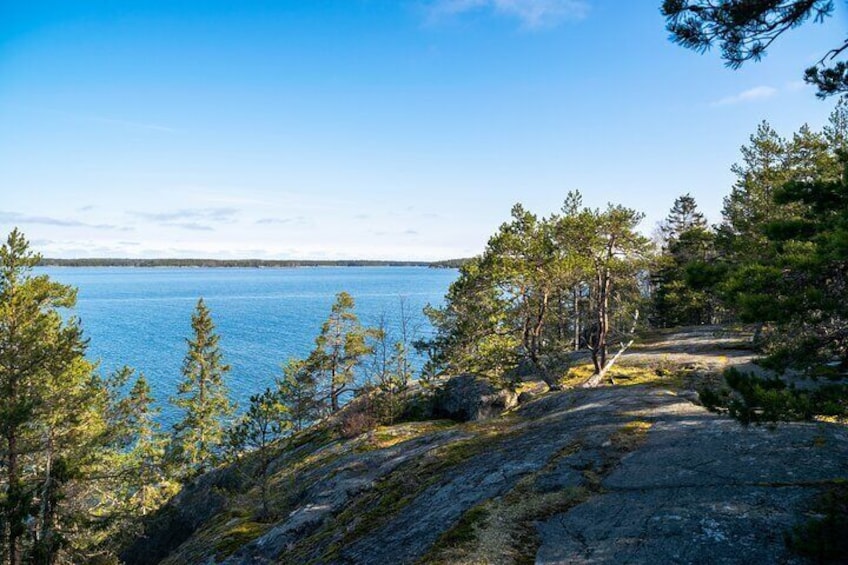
[38,257,470,267]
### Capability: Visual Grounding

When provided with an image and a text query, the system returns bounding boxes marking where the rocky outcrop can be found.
[125,328,848,564]
[121,465,242,565]
[434,373,519,421]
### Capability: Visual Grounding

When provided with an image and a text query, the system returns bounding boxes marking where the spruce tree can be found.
[115,369,173,517]
[652,194,718,327]
[95,367,175,554]
[170,298,233,478]
[658,193,707,246]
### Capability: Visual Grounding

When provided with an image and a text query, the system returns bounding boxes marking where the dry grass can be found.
[559,363,684,389]
[366,420,458,450]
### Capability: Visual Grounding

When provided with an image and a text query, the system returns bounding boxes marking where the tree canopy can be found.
[421,192,650,387]
[662,0,848,97]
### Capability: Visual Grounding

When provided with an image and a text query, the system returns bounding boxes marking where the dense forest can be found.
[1,99,847,563]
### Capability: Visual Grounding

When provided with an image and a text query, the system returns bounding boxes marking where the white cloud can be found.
[428,0,590,29]
[711,85,778,107]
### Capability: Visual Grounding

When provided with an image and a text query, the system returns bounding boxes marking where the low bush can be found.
[699,368,848,424]
[338,397,379,438]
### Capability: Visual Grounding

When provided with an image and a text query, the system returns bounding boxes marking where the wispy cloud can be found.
[255,216,307,225]
[130,207,238,223]
[427,0,590,28]
[168,222,215,232]
[128,208,238,232]
[711,85,778,106]
[0,211,129,231]
[372,229,420,237]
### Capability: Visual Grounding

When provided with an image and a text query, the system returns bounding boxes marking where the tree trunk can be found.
[5,368,22,565]
[525,291,549,369]
[37,432,54,557]
[6,430,21,565]
[260,450,270,520]
[573,287,580,352]
[588,269,610,375]
[597,271,611,370]
[331,375,339,412]
[582,309,639,388]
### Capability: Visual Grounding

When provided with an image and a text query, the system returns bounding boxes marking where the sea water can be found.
[40,266,457,424]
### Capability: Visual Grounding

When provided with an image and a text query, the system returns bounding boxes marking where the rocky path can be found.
[535,389,848,564]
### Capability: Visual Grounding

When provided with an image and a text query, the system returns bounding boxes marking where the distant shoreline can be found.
[39,258,468,269]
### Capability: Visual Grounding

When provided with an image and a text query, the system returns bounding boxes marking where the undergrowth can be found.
[785,484,848,563]
[699,368,848,424]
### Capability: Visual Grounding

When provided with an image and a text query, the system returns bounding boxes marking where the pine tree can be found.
[719,121,791,260]
[483,203,560,379]
[0,229,114,563]
[423,195,649,388]
[574,204,651,380]
[276,359,318,432]
[227,388,289,519]
[306,292,375,413]
[728,150,848,368]
[170,298,234,478]
[419,257,516,381]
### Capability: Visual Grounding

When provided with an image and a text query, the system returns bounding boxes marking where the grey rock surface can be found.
[535,394,848,565]
[136,328,848,565]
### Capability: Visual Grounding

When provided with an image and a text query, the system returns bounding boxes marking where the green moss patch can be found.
[214,521,269,560]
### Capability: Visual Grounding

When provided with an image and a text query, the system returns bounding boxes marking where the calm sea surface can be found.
[39,266,457,423]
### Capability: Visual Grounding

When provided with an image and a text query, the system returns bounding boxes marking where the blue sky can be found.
[1,0,845,259]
